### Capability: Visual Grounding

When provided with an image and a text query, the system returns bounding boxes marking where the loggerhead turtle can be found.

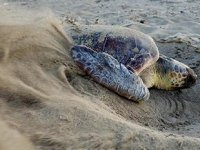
[68,25,197,102]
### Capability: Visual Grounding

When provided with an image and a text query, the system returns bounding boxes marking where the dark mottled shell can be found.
[69,25,159,74]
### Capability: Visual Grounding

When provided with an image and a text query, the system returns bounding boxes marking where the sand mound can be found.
[0,120,34,150]
[0,8,200,149]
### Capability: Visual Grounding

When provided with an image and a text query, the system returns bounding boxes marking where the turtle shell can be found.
[68,25,159,74]
[68,25,159,102]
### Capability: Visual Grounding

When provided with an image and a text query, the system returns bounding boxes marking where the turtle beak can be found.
[184,68,197,88]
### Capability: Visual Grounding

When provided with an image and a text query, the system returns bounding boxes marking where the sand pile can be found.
[0,5,199,150]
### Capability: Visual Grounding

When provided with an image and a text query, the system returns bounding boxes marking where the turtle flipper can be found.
[71,45,150,102]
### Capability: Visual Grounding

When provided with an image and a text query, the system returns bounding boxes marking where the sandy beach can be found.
[0,0,200,149]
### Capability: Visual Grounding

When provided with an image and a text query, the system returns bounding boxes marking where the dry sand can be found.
[0,0,200,149]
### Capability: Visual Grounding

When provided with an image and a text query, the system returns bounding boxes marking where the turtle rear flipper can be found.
[71,45,150,102]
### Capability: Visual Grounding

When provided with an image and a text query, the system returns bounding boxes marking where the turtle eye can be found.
[184,68,197,87]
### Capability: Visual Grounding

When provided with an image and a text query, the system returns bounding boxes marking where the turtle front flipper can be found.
[71,45,150,102]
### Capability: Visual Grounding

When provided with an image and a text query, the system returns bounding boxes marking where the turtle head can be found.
[154,55,197,90]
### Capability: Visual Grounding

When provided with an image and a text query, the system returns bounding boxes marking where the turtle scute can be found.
[71,45,150,102]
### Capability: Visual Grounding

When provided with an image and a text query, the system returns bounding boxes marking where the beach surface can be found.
[0,0,200,149]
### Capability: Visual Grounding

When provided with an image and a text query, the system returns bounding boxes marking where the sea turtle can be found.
[67,25,197,102]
